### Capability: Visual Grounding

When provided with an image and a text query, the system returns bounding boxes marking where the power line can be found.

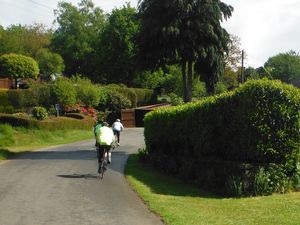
[26,0,54,11]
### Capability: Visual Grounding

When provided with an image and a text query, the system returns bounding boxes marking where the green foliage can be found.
[144,79,300,196]
[31,106,48,120]
[0,24,51,57]
[52,0,105,77]
[0,53,39,83]
[0,90,14,113]
[52,77,77,106]
[265,50,300,83]
[35,49,64,79]
[99,4,139,85]
[7,89,36,109]
[133,69,165,89]
[0,124,14,146]
[192,78,207,98]
[29,82,54,108]
[70,75,101,107]
[96,89,131,123]
[215,81,228,94]
[138,148,149,163]
[225,175,244,197]
[168,93,184,106]
[253,168,272,196]
[138,0,233,100]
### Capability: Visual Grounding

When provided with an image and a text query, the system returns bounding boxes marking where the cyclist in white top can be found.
[112,119,124,145]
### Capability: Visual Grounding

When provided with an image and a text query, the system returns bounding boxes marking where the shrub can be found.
[71,75,101,107]
[0,90,14,113]
[225,175,244,197]
[253,168,272,196]
[0,124,14,146]
[144,79,300,196]
[32,106,48,120]
[7,89,36,109]
[29,83,54,108]
[52,77,77,106]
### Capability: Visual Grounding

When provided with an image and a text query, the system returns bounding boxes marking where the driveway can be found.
[0,128,165,225]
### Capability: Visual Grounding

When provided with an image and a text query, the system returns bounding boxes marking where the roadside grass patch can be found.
[0,127,93,154]
[125,154,300,225]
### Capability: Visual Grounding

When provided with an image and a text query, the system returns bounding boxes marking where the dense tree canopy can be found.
[138,0,233,101]
[0,24,51,57]
[52,0,105,78]
[99,4,139,85]
[36,49,65,79]
[0,53,39,88]
[264,50,300,83]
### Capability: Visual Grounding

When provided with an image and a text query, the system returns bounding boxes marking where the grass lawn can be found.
[125,154,300,225]
[0,127,93,160]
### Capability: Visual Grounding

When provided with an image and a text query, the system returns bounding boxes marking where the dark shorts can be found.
[96,144,111,162]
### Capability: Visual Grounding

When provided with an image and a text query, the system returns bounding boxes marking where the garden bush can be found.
[144,79,300,196]
[52,77,77,106]
[0,90,14,113]
[32,106,48,120]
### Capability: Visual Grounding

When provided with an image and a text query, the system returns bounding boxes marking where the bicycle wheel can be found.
[100,159,106,179]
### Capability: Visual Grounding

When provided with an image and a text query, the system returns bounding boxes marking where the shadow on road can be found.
[13,150,97,160]
[57,174,99,179]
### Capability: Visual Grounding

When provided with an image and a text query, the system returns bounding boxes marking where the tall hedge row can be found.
[105,86,154,107]
[144,79,300,196]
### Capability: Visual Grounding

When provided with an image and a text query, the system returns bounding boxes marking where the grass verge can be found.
[0,127,93,160]
[125,154,300,225]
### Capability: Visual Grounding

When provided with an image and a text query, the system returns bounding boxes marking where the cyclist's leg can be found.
[116,131,120,144]
[104,146,112,163]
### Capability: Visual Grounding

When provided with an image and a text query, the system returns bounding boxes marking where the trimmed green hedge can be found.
[0,113,94,130]
[0,90,14,113]
[105,86,154,107]
[144,79,300,196]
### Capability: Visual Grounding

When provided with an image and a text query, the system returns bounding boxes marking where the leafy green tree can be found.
[133,69,165,89]
[264,50,300,83]
[52,0,105,78]
[0,24,51,57]
[138,0,233,101]
[0,53,39,88]
[244,67,260,81]
[256,66,272,79]
[36,49,64,80]
[99,3,139,85]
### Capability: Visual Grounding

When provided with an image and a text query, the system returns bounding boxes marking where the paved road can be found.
[0,128,165,225]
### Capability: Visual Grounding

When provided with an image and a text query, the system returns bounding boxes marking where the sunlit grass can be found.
[0,127,93,159]
[125,154,300,225]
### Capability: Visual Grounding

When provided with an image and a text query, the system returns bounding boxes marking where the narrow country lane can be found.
[0,128,165,225]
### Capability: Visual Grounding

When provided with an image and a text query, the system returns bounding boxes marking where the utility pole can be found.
[241,50,245,83]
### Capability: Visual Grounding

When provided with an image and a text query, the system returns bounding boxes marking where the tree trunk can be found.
[14,78,18,89]
[186,60,193,102]
[181,60,188,102]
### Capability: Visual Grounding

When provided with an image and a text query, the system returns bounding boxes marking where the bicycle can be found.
[97,145,111,179]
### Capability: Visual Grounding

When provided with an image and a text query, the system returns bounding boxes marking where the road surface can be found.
[0,128,165,225]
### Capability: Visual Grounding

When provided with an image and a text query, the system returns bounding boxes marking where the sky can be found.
[0,0,300,68]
